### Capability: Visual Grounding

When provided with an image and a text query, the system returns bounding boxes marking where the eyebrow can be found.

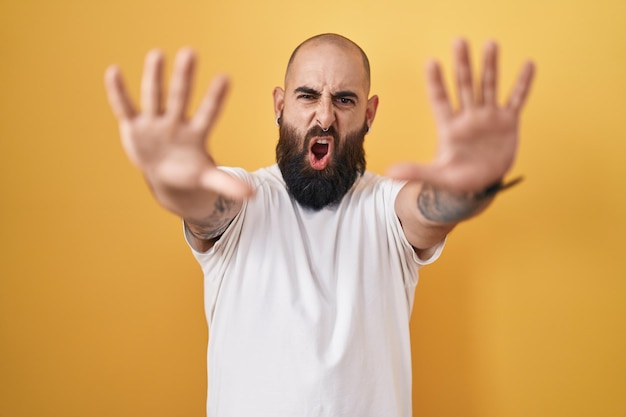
[294,86,320,96]
[294,86,360,100]
[333,90,359,100]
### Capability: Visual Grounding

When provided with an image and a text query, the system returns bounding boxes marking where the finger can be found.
[104,65,137,120]
[506,61,536,114]
[140,49,164,115]
[425,60,453,125]
[480,40,499,106]
[200,169,256,199]
[454,38,475,109]
[167,47,197,120]
[192,74,230,134]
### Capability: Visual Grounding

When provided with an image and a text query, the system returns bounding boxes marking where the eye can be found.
[335,96,356,105]
[297,94,317,101]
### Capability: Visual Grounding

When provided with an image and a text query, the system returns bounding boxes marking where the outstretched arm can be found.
[104,48,254,251]
[389,39,535,254]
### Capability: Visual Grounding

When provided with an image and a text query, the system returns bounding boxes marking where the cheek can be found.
[279,122,309,152]
[283,103,314,123]
[336,111,364,132]
[282,113,307,134]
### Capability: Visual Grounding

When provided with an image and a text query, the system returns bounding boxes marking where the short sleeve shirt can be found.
[188,165,444,417]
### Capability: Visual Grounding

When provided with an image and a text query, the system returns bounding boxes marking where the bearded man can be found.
[105,33,534,417]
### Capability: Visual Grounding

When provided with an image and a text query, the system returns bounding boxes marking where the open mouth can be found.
[309,137,332,170]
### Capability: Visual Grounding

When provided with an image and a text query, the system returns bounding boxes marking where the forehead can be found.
[285,42,369,94]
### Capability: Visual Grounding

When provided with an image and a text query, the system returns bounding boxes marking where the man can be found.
[105,33,534,416]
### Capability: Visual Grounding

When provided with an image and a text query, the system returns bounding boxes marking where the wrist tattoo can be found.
[186,196,238,241]
[418,176,523,224]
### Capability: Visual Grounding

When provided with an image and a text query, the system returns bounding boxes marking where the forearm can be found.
[409,185,494,253]
[397,178,521,253]
[183,195,239,252]
[146,177,242,237]
[417,183,495,224]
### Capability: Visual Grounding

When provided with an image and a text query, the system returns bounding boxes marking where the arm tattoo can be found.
[186,196,238,241]
[417,177,523,224]
[417,184,486,224]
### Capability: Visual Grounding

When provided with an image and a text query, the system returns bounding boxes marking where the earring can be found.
[275,115,281,126]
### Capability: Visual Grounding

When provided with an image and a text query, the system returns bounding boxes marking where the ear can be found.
[366,95,379,129]
[273,87,285,119]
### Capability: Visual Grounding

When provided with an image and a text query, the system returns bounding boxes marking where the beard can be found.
[276,121,368,211]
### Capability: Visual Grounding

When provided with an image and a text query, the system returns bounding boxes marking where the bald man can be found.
[105,33,534,416]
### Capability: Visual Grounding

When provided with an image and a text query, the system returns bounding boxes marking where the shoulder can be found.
[218,164,285,188]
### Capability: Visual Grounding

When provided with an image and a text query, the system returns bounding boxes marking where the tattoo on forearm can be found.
[417,185,487,224]
[417,177,523,224]
[186,196,238,241]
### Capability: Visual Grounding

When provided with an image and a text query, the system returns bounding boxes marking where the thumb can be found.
[386,162,441,184]
[200,169,255,200]
[386,162,472,192]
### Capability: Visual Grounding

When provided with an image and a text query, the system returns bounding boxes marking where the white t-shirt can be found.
[187,164,444,417]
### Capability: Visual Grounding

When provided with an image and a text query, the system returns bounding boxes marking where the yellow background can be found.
[1,0,625,416]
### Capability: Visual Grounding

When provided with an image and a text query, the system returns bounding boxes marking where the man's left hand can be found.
[387,39,535,192]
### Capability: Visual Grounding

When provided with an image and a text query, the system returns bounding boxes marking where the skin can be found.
[272,39,378,172]
[392,40,535,255]
[104,36,535,255]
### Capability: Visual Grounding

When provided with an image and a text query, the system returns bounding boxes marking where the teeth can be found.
[316,139,329,144]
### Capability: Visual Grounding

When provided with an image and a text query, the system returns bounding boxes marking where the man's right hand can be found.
[104,48,254,203]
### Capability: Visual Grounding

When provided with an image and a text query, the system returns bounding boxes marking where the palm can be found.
[118,114,213,188]
[105,48,252,198]
[388,39,535,192]
[432,106,519,190]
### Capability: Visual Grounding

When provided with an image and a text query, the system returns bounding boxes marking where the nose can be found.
[316,96,335,131]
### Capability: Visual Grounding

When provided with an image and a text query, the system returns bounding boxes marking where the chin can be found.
[276,121,368,210]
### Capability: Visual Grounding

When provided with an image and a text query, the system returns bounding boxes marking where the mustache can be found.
[305,125,339,143]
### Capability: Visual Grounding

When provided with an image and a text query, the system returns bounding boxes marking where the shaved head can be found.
[273,33,379,210]
[285,33,371,93]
